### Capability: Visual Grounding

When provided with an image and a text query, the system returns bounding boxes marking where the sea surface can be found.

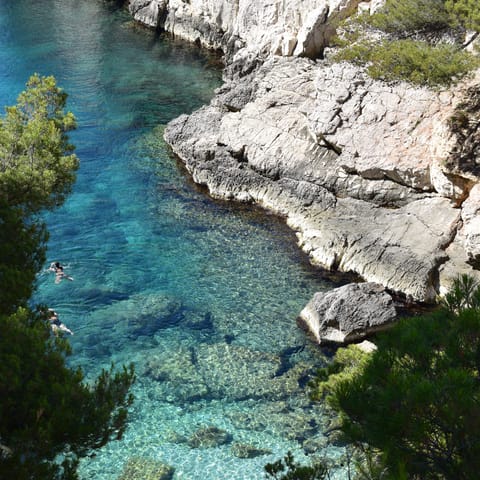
[0,1,346,478]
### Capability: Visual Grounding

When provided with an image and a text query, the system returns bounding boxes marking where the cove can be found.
[0,1,345,478]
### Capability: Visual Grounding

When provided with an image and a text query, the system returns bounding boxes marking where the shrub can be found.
[333,38,479,87]
[330,0,480,87]
[329,276,480,480]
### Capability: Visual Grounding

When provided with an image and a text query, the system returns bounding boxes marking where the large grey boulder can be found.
[298,282,397,344]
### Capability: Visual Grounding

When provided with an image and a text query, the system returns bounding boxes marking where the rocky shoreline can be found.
[127,0,480,343]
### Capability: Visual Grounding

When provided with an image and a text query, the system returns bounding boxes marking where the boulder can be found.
[231,443,272,458]
[187,426,232,448]
[118,457,174,480]
[298,282,397,344]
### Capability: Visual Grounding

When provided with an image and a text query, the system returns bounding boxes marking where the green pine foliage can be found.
[0,308,135,480]
[0,76,135,479]
[446,0,480,31]
[365,0,451,34]
[265,451,329,480]
[309,344,371,405]
[334,38,478,87]
[331,0,480,87]
[0,74,79,213]
[328,276,480,480]
[0,204,48,315]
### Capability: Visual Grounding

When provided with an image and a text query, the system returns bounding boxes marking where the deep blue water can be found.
[0,1,345,478]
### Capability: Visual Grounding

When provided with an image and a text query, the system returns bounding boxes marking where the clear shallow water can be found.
[0,1,346,478]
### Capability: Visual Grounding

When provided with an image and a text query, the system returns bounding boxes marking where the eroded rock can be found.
[298,282,397,344]
[127,0,361,60]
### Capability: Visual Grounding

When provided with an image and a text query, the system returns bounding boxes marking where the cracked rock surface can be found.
[128,0,480,305]
[165,56,479,301]
[298,282,397,344]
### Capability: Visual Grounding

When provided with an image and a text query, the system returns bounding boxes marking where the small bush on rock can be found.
[331,0,480,87]
[334,38,478,87]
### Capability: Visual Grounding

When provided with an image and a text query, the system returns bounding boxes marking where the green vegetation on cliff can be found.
[314,275,480,479]
[332,0,480,86]
[0,75,134,480]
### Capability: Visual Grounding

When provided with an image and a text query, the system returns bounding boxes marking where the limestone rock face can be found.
[457,183,480,264]
[128,0,480,303]
[298,282,397,344]
[165,56,471,301]
[127,0,360,59]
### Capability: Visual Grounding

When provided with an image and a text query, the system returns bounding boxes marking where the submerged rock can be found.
[143,346,209,402]
[187,425,232,448]
[231,442,272,458]
[195,343,304,401]
[118,457,174,480]
[142,342,310,403]
[298,282,397,344]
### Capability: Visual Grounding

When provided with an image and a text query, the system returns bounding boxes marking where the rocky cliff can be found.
[128,0,480,304]
[127,0,360,59]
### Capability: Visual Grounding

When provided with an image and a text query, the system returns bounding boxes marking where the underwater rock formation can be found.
[187,425,232,448]
[142,342,309,402]
[231,442,272,458]
[118,457,175,480]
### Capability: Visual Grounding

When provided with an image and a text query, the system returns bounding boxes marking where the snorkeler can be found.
[49,261,74,284]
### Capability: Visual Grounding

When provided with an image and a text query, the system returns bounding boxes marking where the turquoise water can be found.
[0,1,346,478]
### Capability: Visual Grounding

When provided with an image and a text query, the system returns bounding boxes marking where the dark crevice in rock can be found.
[447,84,480,179]
[316,133,342,155]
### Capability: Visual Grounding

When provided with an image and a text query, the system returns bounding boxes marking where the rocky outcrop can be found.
[164,55,476,301]
[127,0,360,60]
[298,282,397,344]
[127,0,480,303]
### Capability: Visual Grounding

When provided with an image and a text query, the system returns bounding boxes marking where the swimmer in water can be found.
[49,261,74,284]
[47,309,73,336]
